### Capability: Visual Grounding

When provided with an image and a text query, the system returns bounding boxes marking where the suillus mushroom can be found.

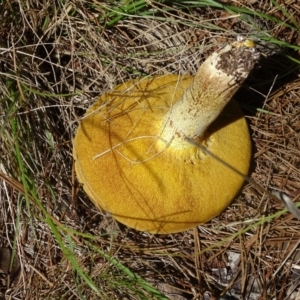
[73,39,260,234]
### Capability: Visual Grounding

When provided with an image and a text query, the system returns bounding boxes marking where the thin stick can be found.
[185,136,300,220]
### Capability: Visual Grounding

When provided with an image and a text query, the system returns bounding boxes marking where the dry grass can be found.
[1,0,300,299]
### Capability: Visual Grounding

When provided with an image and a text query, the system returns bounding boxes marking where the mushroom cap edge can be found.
[73,74,251,234]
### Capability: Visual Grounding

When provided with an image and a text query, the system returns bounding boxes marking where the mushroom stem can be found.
[160,43,260,149]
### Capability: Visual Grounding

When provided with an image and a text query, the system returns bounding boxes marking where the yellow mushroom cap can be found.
[73,74,251,234]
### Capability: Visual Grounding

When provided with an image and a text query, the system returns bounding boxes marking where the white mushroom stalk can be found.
[160,41,260,149]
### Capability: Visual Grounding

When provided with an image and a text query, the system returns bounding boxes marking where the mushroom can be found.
[73,40,260,234]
